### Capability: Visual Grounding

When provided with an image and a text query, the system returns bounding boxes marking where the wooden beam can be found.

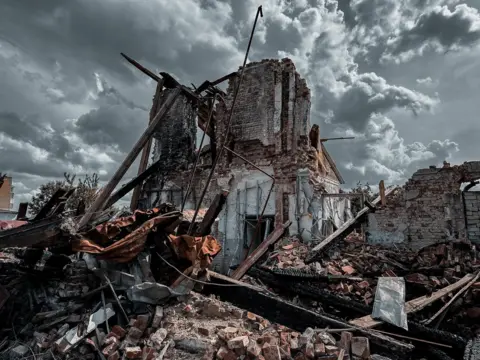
[195,190,229,236]
[105,158,164,209]
[33,188,67,221]
[77,88,181,230]
[0,217,63,249]
[379,180,386,206]
[17,202,29,220]
[306,187,396,262]
[130,79,165,211]
[349,273,476,329]
[231,221,291,280]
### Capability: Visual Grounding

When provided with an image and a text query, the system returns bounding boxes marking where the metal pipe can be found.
[181,93,220,212]
[187,5,263,235]
[320,137,355,142]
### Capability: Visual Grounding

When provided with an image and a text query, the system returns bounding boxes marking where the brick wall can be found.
[465,191,480,243]
[368,161,480,249]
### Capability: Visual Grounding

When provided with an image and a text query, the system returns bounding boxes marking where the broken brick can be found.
[351,337,370,359]
[125,346,142,359]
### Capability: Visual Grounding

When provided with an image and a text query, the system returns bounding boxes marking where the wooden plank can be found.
[17,202,29,220]
[231,221,291,280]
[130,79,164,212]
[77,88,181,230]
[195,190,229,236]
[349,273,475,328]
[0,217,63,249]
[379,180,386,206]
[309,187,397,255]
[33,188,67,221]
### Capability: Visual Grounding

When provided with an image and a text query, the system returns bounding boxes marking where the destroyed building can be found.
[139,59,353,273]
[367,161,480,249]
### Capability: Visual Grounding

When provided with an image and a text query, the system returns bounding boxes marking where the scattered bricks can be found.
[110,325,126,339]
[290,338,299,351]
[102,338,119,357]
[356,281,370,289]
[304,342,315,359]
[228,335,249,351]
[231,308,244,319]
[327,265,342,276]
[108,351,120,360]
[258,334,279,346]
[314,342,325,357]
[152,306,164,328]
[246,312,257,321]
[325,345,339,354]
[125,346,142,359]
[175,338,210,354]
[340,331,353,356]
[217,327,239,341]
[216,346,236,360]
[203,302,224,317]
[262,344,282,360]
[125,327,143,345]
[351,337,370,359]
[150,328,168,350]
[247,339,262,357]
[197,327,210,336]
[341,265,355,275]
[133,314,149,331]
[316,332,336,346]
[184,304,193,313]
[142,347,156,360]
[298,327,315,347]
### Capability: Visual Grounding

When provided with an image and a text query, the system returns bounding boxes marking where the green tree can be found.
[29,173,100,216]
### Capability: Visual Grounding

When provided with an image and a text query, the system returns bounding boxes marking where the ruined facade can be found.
[368,161,480,249]
[140,59,352,273]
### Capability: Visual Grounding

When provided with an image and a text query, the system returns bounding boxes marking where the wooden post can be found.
[379,180,386,206]
[130,79,165,212]
[77,88,181,230]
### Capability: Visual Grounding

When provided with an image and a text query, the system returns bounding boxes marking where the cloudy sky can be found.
[1,0,480,208]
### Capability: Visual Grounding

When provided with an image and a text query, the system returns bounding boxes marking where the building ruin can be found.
[139,58,353,273]
[368,161,480,249]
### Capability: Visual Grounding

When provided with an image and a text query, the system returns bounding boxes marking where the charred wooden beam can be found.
[231,221,291,280]
[77,88,181,230]
[33,188,68,221]
[195,71,238,94]
[105,158,164,209]
[195,190,229,236]
[17,202,29,220]
[0,217,63,249]
[121,53,161,82]
[203,277,414,356]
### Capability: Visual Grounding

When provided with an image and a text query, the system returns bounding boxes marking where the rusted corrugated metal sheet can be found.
[0,220,28,230]
[73,211,180,263]
[168,234,221,269]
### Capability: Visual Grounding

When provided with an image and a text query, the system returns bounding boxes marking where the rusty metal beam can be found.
[231,220,291,280]
[77,88,181,230]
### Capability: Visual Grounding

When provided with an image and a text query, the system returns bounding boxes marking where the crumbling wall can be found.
[464,191,480,243]
[368,161,480,249]
[152,89,196,171]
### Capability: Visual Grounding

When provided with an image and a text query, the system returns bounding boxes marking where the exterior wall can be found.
[0,177,13,210]
[368,161,480,249]
[464,191,480,243]
[145,58,350,274]
[152,89,196,171]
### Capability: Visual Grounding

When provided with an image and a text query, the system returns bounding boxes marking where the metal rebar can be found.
[186,5,263,235]
[103,274,129,323]
[181,93,220,212]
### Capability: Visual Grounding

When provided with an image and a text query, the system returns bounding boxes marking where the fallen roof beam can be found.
[195,71,238,94]
[121,53,161,82]
[77,88,181,230]
[130,79,165,212]
[231,221,291,280]
[105,157,164,209]
[33,188,68,221]
[305,186,396,263]
[0,217,63,249]
[195,190,229,236]
[349,273,476,329]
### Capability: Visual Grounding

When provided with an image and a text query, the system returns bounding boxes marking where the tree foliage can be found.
[349,181,376,214]
[29,173,100,216]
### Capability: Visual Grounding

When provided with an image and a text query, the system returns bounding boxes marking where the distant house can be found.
[0,176,17,220]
